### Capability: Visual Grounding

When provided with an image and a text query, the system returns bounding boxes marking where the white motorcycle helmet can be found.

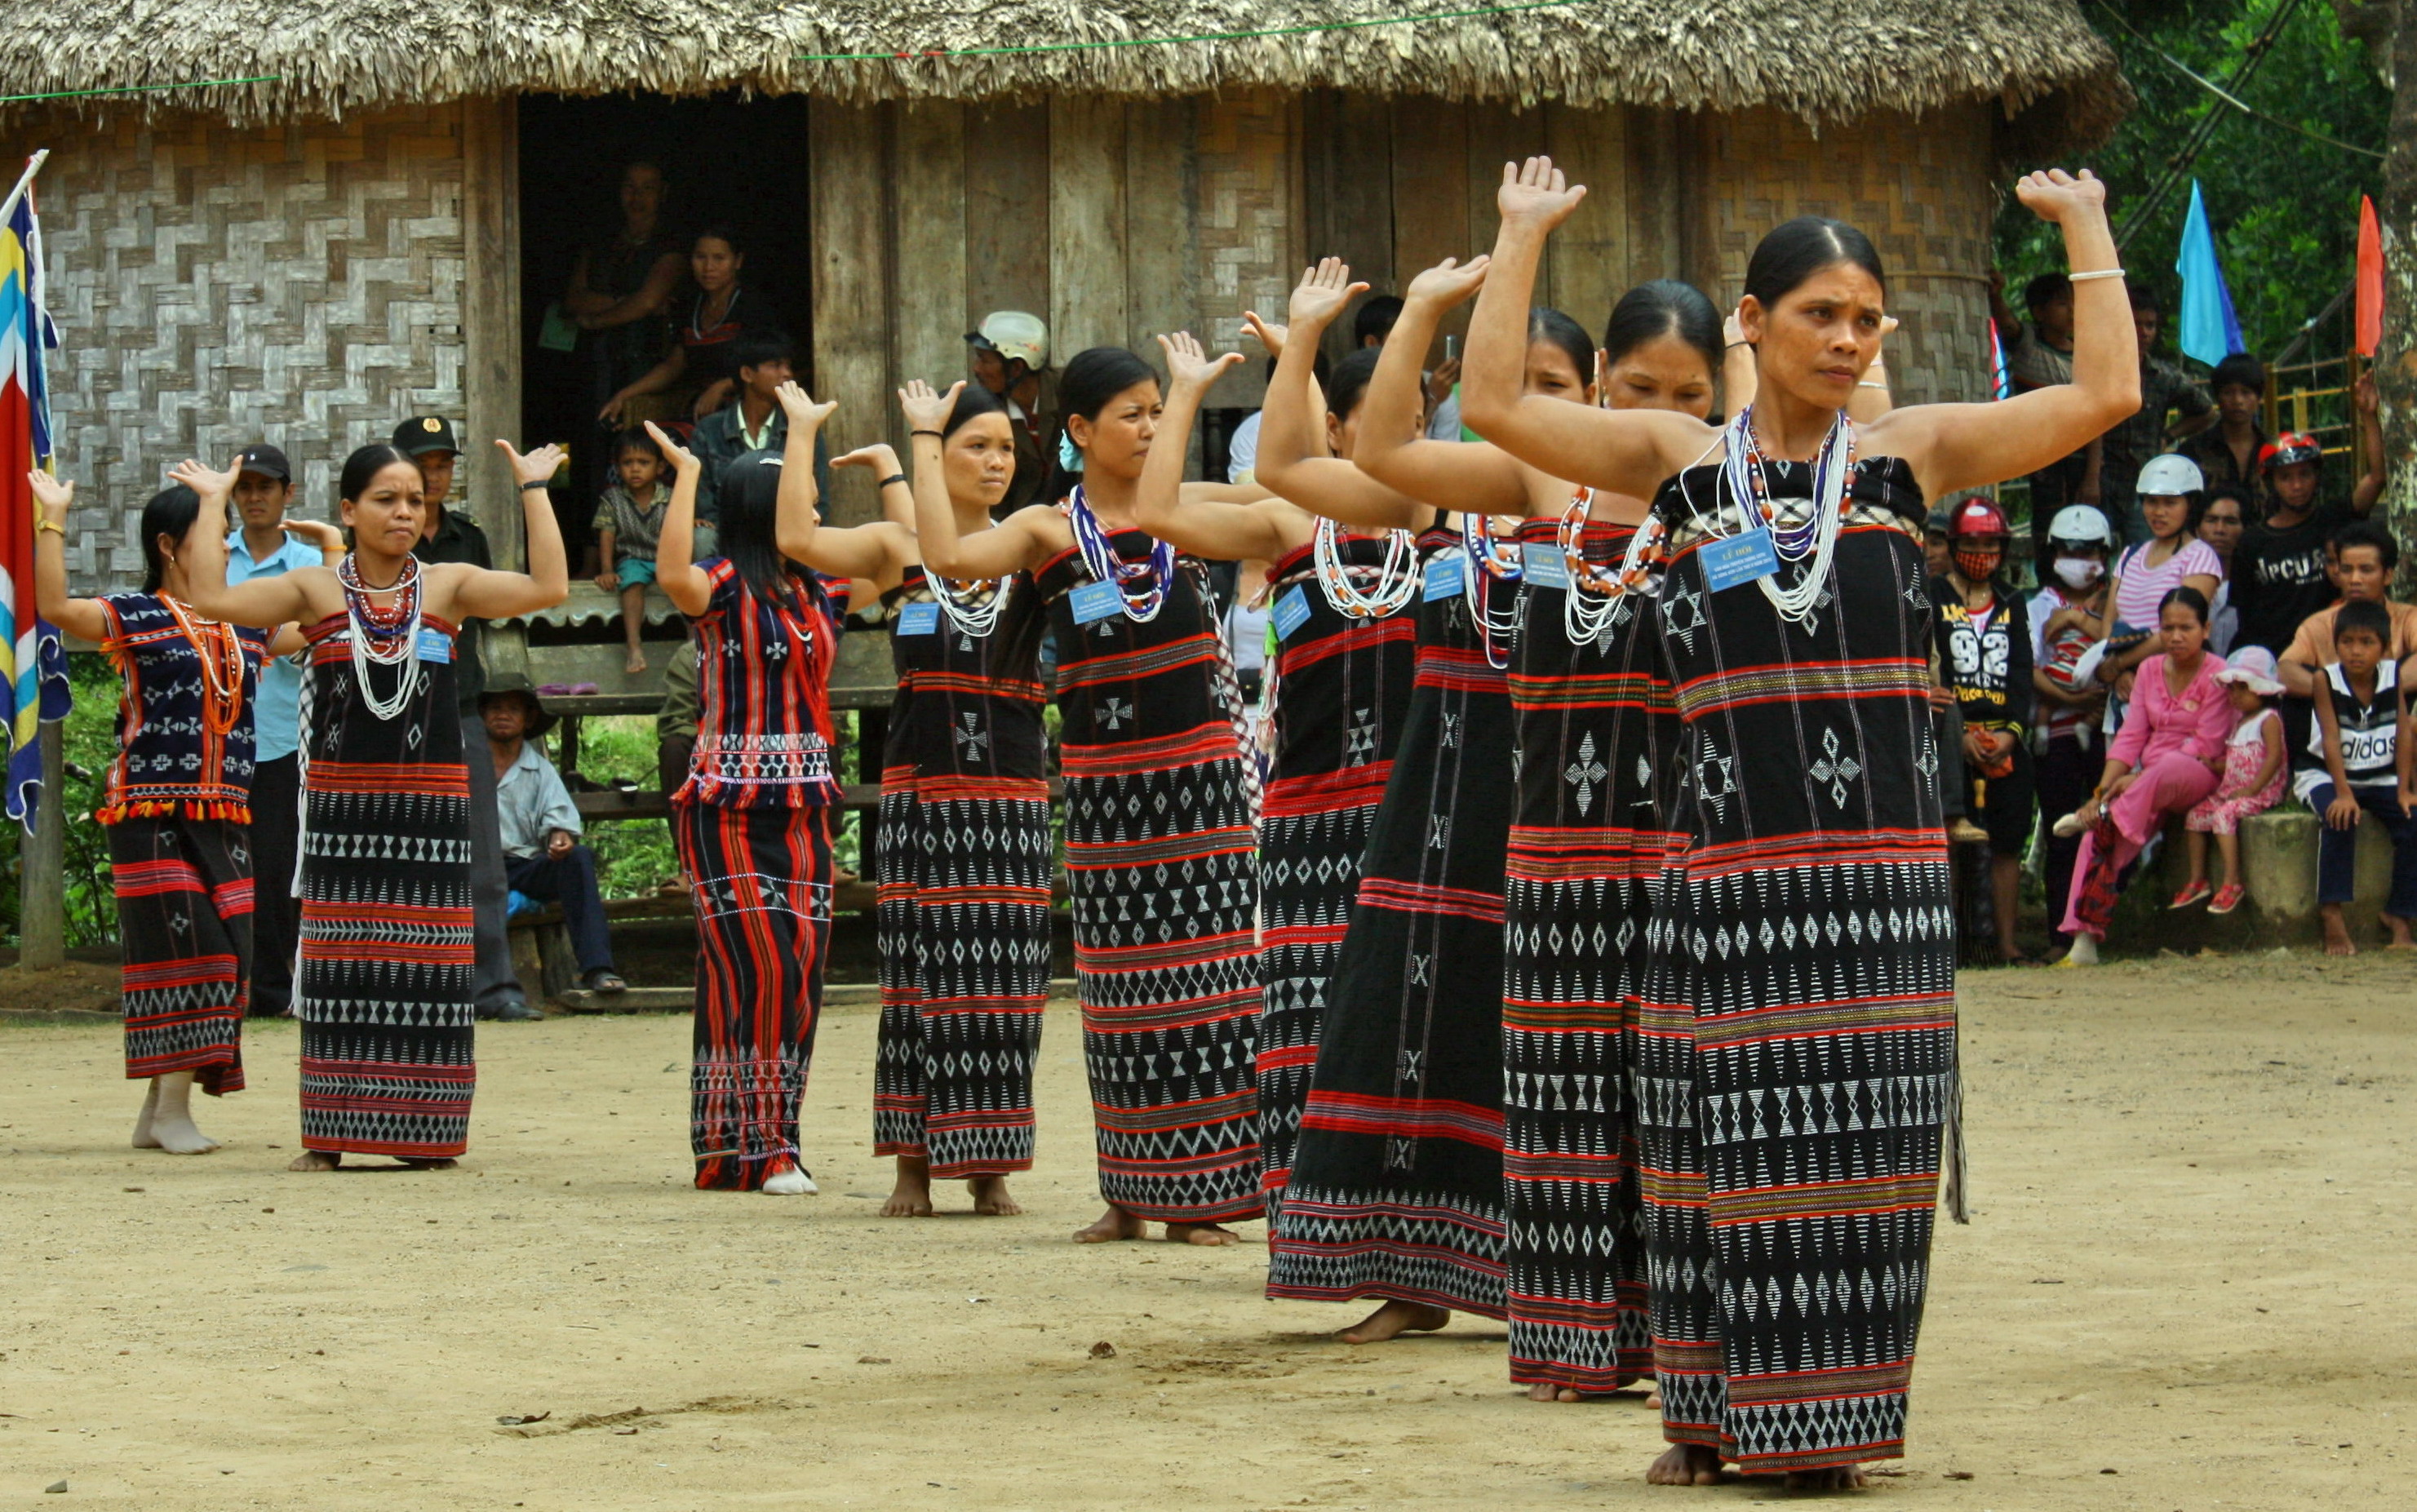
[2046,504,2112,548]
[2135,453,2205,500]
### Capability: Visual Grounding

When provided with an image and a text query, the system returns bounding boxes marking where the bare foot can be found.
[968,1174,1022,1216]
[1781,1465,1868,1490]
[2322,903,2357,957]
[882,1155,935,1217]
[623,647,648,676]
[397,1156,459,1170]
[1164,1222,1244,1246]
[2384,913,2414,950]
[1528,1381,1582,1403]
[131,1078,161,1149]
[1072,1205,1148,1244]
[287,1151,342,1172]
[1338,1300,1449,1343]
[1645,1445,1725,1486]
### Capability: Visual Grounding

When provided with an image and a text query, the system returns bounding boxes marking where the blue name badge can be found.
[1421,552,1466,602]
[1701,529,1781,594]
[1271,584,1313,641]
[1521,540,1572,591]
[894,601,941,636]
[413,626,452,663]
[1070,579,1125,625]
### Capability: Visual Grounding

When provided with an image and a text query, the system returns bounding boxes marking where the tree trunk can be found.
[2385,0,2417,594]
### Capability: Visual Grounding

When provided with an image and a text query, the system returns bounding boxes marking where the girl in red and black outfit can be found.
[1932,497,2037,964]
[647,386,915,1195]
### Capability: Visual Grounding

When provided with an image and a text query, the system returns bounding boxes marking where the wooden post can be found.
[20,722,64,969]
[1049,97,1131,361]
[892,100,970,447]
[811,100,896,527]
[461,95,532,686]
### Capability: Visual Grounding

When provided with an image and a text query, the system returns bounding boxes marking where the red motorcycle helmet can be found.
[1946,497,2012,542]
[2259,432,2322,472]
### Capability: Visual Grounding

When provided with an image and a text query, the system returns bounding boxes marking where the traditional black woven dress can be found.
[1501,506,1678,1392]
[95,592,268,1098]
[1637,447,1954,1475]
[295,608,475,1159]
[1036,521,1263,1223]
[1253,532,1418,1216]
[1266,517,1513,1317]
[871,564,1055,1180]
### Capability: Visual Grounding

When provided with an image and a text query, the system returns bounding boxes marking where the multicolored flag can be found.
[2,152,71,830]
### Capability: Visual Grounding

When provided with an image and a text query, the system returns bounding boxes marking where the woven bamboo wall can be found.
[18,105,465,592]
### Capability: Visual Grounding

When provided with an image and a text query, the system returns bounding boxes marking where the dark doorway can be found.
[517,92,815,570]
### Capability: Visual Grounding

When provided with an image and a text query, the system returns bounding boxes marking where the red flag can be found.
[2356,195,2382,358]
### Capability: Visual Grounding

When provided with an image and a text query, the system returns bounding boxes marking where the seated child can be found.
[2286,597,2417,955]
[2179,646,2288,916]
[592,427,670,675]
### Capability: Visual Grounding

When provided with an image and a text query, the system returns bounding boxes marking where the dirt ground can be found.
[3,951,2414,1510]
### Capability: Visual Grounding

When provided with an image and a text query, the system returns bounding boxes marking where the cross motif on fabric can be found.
[1386,1135,1417,1171]
[1565,730,1608,817]
[1096,697,1133,730]
[1426,815,1450,850]
[1809,726,1865,807]
[1439,712,1461,749]
[952,712,989,763]
[1408,953,1432,987]
[1396,1048,1426,1084]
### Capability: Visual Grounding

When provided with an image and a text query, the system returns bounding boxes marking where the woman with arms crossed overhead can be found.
[1461,157,2136,1487]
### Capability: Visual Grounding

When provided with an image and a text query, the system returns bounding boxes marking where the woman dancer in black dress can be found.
[1463,157,2137,1488]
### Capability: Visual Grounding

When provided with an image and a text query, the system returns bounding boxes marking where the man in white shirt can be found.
[481,683,625,995]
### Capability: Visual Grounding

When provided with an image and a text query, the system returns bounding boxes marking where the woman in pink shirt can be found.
[2052,585,2232,963]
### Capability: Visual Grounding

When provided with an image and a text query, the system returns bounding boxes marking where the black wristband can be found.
[877,472,907,490]
[519,480,552,492]
[910,429,943,440]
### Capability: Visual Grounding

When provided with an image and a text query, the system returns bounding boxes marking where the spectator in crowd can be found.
[481,682,626,995]
[2029,503,2114,964]
[1225,344,1332,486]
[966,312,1059,512]
[2290,598,2415,955]
[2100,286,2215,545]
[2196,482,2249,655]
[691,331,832,527]
[601,226,781,426]
[1933,499,2036,964]
[2054,587,2230,965]
[2180,353,2271,500]
[222,443,337,1018]
[565,160,686,481]
[1350,293,1464,441]
[1922,502,1954,578]
[2278,520,2417,697]
[2177,645,2289,916]
[591,427,672,676]
[2232,376,2387,657]
[1991,271,2100,561]
[2092,454,2222,695]
[398,415,538,1022]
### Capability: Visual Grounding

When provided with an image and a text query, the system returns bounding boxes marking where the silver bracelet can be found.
[2069,268,2127,283]
[1857,380,1889,390]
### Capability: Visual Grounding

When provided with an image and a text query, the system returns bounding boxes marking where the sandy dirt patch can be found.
[2,951,2413,1509]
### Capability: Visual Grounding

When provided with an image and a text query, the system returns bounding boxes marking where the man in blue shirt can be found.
[481,683,625,995]
[224,444,336,1018]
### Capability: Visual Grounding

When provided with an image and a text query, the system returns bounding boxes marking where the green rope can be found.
[0,74,283,106]
[794,0,1594,63]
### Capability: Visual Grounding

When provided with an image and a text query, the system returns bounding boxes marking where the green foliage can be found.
[0,654,140,950]
[1996,0,2388,361]
[552,714,682,899]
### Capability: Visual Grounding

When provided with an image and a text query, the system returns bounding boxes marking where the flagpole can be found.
[0,149,49,224]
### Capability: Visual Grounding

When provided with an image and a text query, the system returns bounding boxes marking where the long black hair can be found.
[139,486,202,593]
[718,448,808,605]
[1326,348,1382,423]
[1527,308,1594,384]
[1604,279,1723,375]
[339,443,415,506]
[1743,216,1887,308]
[1042,346,1162,502]
[2158,584,2211,626]
[943,379,1009,437]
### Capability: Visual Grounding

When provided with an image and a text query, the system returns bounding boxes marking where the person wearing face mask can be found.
[1931,499,2035,965]
[2029,505,2113,963]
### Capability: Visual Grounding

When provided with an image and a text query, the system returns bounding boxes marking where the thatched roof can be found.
[2,0,2126,146]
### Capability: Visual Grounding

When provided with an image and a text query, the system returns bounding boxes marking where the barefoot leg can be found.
[1337,1300,1450,1344]
[1163,1222,1246,1247]
[620,587,649,675]
[2322,902,2358,957]
[881,1154,935,1217]
[131,1077,162,1149]
[1072,1204,1149,1243]
[146,1071,220,1155]
[1782,1465,1869,1490]
[286,1150,342,1172]
[1526,1381,1583,1403]
[2384,912,2414,951]
[1645,1445,1725,1486]
[967,1174,1022,1216]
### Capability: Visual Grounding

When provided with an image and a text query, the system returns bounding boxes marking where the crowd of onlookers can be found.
[1935,273,2401,962]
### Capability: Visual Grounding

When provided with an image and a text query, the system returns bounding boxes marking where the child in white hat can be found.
[2177,645,2290,915]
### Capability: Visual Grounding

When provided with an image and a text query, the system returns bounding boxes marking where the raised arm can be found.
[646,422,714,616]
[1255,259,1427,530]
[1869,171,2140,499]
[443,442,571,621]
[26,472,110,644]
[1463,159,1707,498]
[1129,332,1298,561]
[1354,258,1529,514]
[899,379,1065,581]
[769,385,911,583]
[2351,371,2384,517]
[169,459,322,630]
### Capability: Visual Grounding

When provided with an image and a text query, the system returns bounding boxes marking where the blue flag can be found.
[2173,181,2244,367]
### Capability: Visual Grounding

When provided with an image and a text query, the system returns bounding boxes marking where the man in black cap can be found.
[481,680,624,996]
[396,415,540,1021]
[225,442,342,1017]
